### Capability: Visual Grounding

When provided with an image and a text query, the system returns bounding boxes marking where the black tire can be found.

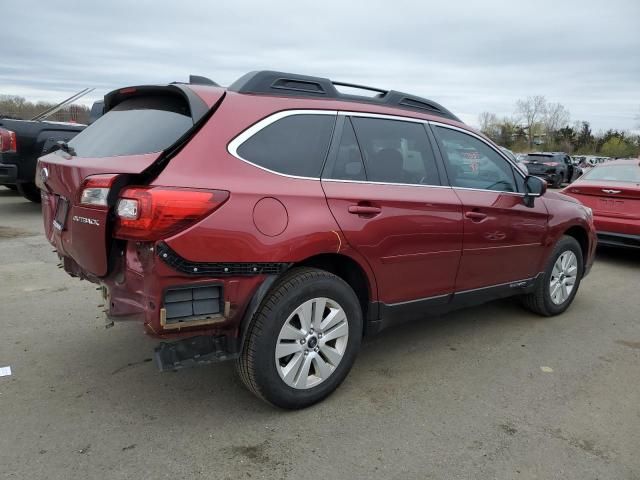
[520,235,583,316]
[236,267,363,409]
[552,175,563,189]
[17,182,41,203]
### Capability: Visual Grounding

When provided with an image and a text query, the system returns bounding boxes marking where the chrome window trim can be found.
[226,109,529,195]
[227,109,338,181]
[338,110,429,124]
[322,178,453,189]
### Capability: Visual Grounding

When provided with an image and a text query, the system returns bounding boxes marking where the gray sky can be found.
[1,0,638,132]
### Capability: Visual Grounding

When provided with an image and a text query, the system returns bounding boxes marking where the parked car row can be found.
[501,151,584,188]
[521,152,583,188]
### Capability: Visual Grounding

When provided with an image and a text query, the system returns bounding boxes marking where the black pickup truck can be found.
[521,152,582,188]
[0,90,103,202]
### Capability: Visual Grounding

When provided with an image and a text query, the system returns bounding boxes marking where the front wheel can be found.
[236,267,362,409]
[521,235,583,316]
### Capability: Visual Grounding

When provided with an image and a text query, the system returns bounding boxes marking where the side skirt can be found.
[368,274,542,334]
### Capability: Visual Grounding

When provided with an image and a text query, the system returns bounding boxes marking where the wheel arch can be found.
[295,252,374,325]
[238,251,378,352]
[563,225,589,268]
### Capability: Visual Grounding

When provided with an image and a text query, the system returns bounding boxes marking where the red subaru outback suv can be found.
[36,71,596,408]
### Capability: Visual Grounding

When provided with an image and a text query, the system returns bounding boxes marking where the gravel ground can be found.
[0,186,638,480]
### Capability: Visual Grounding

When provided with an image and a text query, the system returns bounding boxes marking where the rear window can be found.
[68,95,192,157]
[236,114,335,177]
[583,164,640,183]
[351,117,440,185]
[525,154,554,162]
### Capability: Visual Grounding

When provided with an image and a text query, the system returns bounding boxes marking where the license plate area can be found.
[598,198,624,211]
[53,196,70,230]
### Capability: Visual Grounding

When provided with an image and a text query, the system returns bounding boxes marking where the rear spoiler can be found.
[103,84,210,123]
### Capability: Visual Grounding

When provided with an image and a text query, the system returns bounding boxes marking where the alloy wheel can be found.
[275,297,349,389]
[549,251,578,305]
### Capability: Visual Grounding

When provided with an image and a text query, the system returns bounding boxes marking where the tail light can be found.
[79,174,119,208]
[0,128,17,153]
[543,162,559,166]
[114,186,229,241]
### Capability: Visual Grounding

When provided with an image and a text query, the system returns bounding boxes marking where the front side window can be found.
[236,114,335,177]
[350,117,440,185]
[434,126,518,192]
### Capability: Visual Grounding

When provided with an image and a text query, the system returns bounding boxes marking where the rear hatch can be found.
[564,181,640,220]
[37,84,223,277]
[524,154,555,174]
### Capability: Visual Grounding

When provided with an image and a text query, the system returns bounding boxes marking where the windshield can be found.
[68,95,192,157]
[583,164,640,183]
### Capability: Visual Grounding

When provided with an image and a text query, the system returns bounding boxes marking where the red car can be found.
[562,159,640,249]
[36,71,596,408]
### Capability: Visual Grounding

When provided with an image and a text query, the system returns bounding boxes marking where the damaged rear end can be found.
[36,82,241,364]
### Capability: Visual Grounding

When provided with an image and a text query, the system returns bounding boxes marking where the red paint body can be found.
[562,159,640,247]
[37,83,597,342]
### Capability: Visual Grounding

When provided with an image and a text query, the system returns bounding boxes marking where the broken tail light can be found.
[114,186,229,241]
[79,174,119,207]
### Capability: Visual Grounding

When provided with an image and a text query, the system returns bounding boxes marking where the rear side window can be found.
[237,114,335,177]
[68,95,193,157]
[324,118,366,181]
[351,117,439,185]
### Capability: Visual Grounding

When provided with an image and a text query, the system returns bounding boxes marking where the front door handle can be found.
[465,211,487,221]
[348,205,382,215]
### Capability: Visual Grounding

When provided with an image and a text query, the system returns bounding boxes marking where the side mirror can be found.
[523,175,547,208]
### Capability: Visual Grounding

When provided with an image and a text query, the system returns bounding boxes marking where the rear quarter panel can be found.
[152,93,380,301]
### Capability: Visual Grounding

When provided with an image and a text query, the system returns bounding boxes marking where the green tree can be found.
[576,121,594,152]
[600,137,635,158]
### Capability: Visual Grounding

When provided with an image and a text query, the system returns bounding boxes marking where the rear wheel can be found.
[236,267,362,409]
[17,182,41,203]
[521,235,583,316]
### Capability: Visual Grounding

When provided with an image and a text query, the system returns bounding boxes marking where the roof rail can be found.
[189,75,219,86]
[228,71,460,122]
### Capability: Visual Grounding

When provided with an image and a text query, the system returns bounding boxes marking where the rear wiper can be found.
[56,140,76,156]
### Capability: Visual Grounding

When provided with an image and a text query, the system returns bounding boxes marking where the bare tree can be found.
[478,111,500,139]
[544,102,570,136]
[515,95,547,148]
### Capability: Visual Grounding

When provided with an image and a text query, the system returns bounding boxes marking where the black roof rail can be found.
[228,70,461,122]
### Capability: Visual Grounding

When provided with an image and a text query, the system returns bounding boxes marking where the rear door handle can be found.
[465,211,487,221]
[348,205,382,215]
